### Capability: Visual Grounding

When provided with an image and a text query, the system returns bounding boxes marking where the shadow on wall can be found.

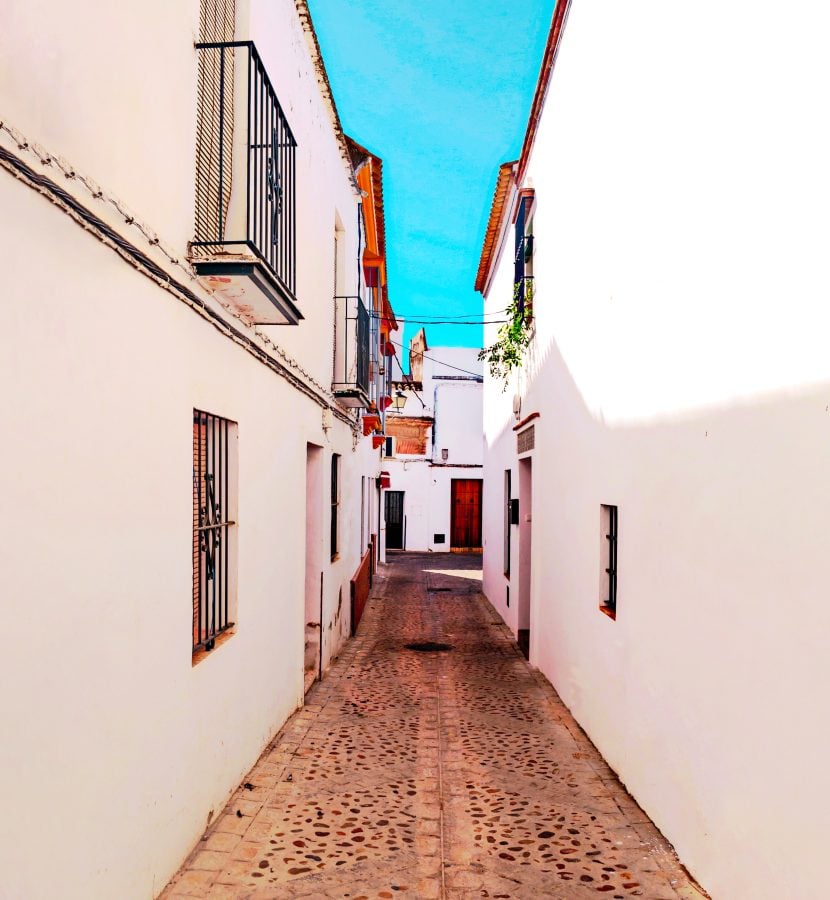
[484,328,830,900]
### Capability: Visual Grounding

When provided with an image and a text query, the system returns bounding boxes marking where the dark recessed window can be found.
[600,504,618,619]
[193,410,237,654]
[331,454,341,559]
[514,190,535,324]
[504,469,512,576]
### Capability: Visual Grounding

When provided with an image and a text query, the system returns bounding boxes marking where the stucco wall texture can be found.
[480,2,830,898]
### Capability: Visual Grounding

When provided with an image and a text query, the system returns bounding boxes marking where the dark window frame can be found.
[601,504,618,618]
[193,410,236,654]
[514,191,535,324]
[330,453,341,559]
[504,469,512,577]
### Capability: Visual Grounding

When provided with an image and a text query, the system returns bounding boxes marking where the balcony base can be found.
[191,252,302,325]
[332,385,370,409]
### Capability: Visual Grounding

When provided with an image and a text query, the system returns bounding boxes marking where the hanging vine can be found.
[478,280,533,386]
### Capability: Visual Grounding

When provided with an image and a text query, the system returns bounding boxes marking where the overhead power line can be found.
[388,344,428,409]
[388,337,484,380]
[371,308,509,320]
[395,318,506,326]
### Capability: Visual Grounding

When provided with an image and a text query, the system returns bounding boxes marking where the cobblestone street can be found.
[163,553,705,899]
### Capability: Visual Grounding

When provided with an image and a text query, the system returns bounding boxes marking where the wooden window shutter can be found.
[194,0,236,249]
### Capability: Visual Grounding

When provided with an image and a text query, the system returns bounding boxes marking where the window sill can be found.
[598,605,616,621]
[192,626,236,666]
[331,553,340,563]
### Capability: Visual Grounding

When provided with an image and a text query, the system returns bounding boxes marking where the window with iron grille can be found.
[384,436,394,457]
[193,410,237,653]
[514,190,535,324]
[331,454,341,559]
[600,504,618,618]
[504,469,512,577]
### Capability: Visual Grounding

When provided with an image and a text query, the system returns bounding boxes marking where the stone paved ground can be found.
[162,552,707,899]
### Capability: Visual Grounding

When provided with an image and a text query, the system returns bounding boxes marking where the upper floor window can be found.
[191,38,300,325]
[514,190,535,324]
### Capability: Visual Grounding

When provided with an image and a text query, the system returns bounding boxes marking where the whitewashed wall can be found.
[385,345,483,551]
[0,0,380,896]
[481,2,830,898]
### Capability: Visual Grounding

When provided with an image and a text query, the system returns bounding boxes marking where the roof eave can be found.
[474,161,517,295]
[295,0,363,198]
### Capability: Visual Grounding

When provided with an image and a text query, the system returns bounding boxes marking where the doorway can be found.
[385,490,405,550]
[304,444,324,692]
[451,479,483,550]
[517,458,532,659]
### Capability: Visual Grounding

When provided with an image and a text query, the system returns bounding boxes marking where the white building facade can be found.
[0,1,394,897]
[382,330,484,554]
[477,3,830,899]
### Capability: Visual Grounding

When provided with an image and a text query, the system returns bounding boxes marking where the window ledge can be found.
[598,605,616,621]
[192,626,236,666]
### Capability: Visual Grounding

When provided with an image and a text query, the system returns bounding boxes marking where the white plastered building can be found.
[0,1,394,896]
[476,3,830,899]
[382,330,484,554]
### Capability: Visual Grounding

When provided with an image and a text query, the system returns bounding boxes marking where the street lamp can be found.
[392,390,406,411]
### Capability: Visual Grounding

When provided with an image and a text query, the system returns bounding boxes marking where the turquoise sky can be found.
[307,0,555,351]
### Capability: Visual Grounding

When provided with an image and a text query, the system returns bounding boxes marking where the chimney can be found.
[409,328,428,382]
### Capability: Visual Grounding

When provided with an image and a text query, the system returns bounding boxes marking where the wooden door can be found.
[385,491,405,549]
[451,479,482,549]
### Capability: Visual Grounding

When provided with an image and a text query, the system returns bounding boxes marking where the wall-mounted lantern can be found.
[392,391,407,411]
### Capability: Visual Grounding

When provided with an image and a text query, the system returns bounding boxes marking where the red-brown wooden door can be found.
[451,479,483,549]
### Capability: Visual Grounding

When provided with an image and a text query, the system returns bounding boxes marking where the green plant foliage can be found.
[478,281,533,387]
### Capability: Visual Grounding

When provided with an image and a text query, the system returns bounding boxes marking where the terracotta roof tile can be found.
[474,161,516,294]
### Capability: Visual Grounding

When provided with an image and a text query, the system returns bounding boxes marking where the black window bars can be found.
[193,41,297,301]
[193,410,235,652]
[331,454,341,559]
[514,194,534,323]
[603,505,618,614]
[332,295,370,400]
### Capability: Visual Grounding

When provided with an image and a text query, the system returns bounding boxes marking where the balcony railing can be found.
[192,41,300,324]
[332,296,370,407]
[515,274,534,323]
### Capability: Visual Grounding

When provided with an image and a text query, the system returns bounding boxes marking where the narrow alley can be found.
[163,554,705,900]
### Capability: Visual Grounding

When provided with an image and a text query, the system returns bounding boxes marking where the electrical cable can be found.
[388,337,484,380]
[384,307,509,320]
[388,344,428,410]
[392,319,506,326]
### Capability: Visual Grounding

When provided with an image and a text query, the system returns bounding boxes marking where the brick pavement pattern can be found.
[162,552,707,899]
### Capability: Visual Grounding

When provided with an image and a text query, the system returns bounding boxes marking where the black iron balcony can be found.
[191,41,301,325]
[332,296,370,407]
[515,274,534,323]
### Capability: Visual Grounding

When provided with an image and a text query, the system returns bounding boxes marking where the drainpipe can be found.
[432,382,439,462]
